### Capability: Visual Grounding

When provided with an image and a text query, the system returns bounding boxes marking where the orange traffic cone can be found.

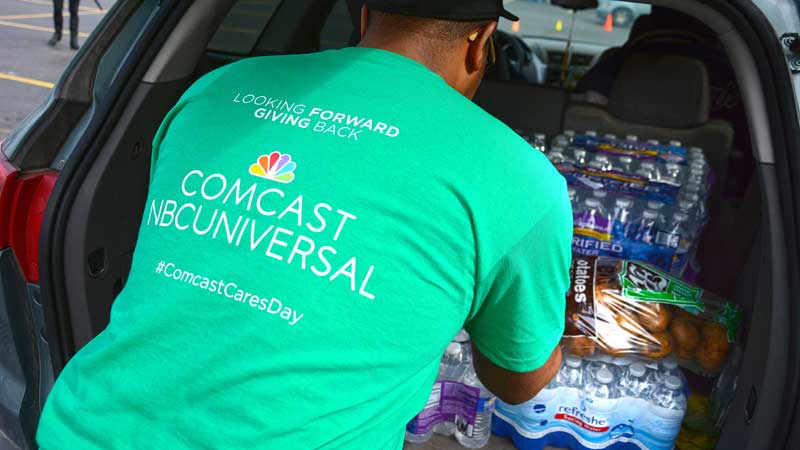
[604,14,614,32]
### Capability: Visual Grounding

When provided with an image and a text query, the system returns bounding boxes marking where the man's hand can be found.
[471,343,562,405]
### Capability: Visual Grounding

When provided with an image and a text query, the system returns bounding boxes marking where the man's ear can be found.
[360,5,370,39]
[466,21,498,73]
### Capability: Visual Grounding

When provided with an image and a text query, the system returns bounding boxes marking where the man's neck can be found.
[357,37,459,92]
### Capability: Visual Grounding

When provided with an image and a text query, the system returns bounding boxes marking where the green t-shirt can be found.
[37,47,572,450]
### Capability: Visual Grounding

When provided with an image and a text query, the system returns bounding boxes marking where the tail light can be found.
[0,153,58,283]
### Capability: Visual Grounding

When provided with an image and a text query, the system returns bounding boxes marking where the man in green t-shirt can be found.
[37,1,572,449]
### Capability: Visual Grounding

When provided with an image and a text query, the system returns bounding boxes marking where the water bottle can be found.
[669,140,682,147]
[586,129,598,137]
[592,154,613,171]
[604,133,618,140]
[546,151,566,164]
[532,133,547,153]
[619,363,647,397]
[647,139,660,146]
[455,369,496,449]
[553,354,584,405]
[639,161,661,181]
[578,198,610,234]
[585,354,621,380]
[564,129,576,142]
[568,187,578,205]
[612,197,634,238]
[433,343,467,436]
[641,366,663,397]
[646,375,687,441]
[592,189,609,205]
[625,134,639,143]
[635,209,661,244]
[656,212,688,248]
[688,146,705,160]
[573,148,589,166]
[664,163,683,180]
[583,368,621,425]
[617,155,634,173]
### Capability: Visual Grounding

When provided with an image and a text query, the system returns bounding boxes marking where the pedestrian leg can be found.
[49,0,65,46]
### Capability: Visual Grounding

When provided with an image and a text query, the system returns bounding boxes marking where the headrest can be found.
[608,53,710,129]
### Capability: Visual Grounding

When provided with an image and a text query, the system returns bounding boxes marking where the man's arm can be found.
[472,343,561,405]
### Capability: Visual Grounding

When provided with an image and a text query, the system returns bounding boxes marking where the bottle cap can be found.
[605,133,617,139]
[640,161,656,169]
[689,146,704,155]
[454,329,470,342]
[626,135,638,141]
[568,187,577,196]
[647,139,660,145]
[584,198,601,207]
[574,148,587,156]
[669,140,682,147]
[615,197,633,208]
[619,156,633,164]
[586,130,598,137]
[535,133,546,140]
[662,359,679,370]
[593,190,608,198]
[596,369,614,384]
[588,160,604,169]
[673,212,689,222]
[665,163,680,172]
[678,200,694,210]
[647,200,665,210]
[665,375,682,390]
[630,363,646,377]
[550,146,565,154]
[566,355,582,368]
[445,343,461,355]
[643,209,659,219]
[594,154,609,162]
[565,129,576,137]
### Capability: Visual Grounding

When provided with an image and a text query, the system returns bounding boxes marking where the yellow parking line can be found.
[0,19,90,37]
[0,73,54,89]
[0,11,105,20]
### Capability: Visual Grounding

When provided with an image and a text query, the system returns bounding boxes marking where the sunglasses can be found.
[468,31,496,67]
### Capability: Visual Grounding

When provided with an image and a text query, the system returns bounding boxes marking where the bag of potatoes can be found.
[561,255,741,375]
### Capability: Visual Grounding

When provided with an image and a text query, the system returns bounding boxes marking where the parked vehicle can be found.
[1,0,799,449]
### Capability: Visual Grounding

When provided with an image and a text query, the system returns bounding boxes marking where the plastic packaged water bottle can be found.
[584,368,621,423]
[556,354,585,388]
[579,197,610,234]
[433,344,467,436]
[617,155,634,173]
[573,148,589,166]
[585,354,621,380]
[635,209,661,244]
[612,197,634,238]
[646,375,687,441]
[619,363,648,397]
[455,370,496,449]
[568,187,578,205]
[532,133,548,153]
[586,129,598,137]
[656,211,688,249]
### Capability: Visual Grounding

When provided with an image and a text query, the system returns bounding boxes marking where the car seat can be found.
[563,52,734,182]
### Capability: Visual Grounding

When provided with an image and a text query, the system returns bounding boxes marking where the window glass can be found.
[499,0,648,87]
[207,0,283,55]
[320,0,356,50]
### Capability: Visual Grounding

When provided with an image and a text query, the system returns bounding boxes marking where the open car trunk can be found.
[26,0,799,449]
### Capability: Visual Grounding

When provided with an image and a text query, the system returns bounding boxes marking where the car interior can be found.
[8,0,794,448]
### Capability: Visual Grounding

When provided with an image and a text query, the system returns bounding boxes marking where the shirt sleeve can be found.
[465,194,573,373]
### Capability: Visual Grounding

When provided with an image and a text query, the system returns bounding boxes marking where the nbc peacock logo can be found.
[249,151,296,184]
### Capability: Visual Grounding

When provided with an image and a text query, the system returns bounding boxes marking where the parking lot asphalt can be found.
[0,0,115,141]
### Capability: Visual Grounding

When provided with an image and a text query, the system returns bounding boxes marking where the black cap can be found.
[365,0,519,22]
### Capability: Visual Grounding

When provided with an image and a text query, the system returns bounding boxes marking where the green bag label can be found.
[618,261,705,311]
[716,302,742,343]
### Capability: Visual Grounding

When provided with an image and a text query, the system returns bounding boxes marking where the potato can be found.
[694,322,731,372]
[641,331,673,359]
[562,336,596,357]
[637,303,672,332]
[670,317,701,354]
